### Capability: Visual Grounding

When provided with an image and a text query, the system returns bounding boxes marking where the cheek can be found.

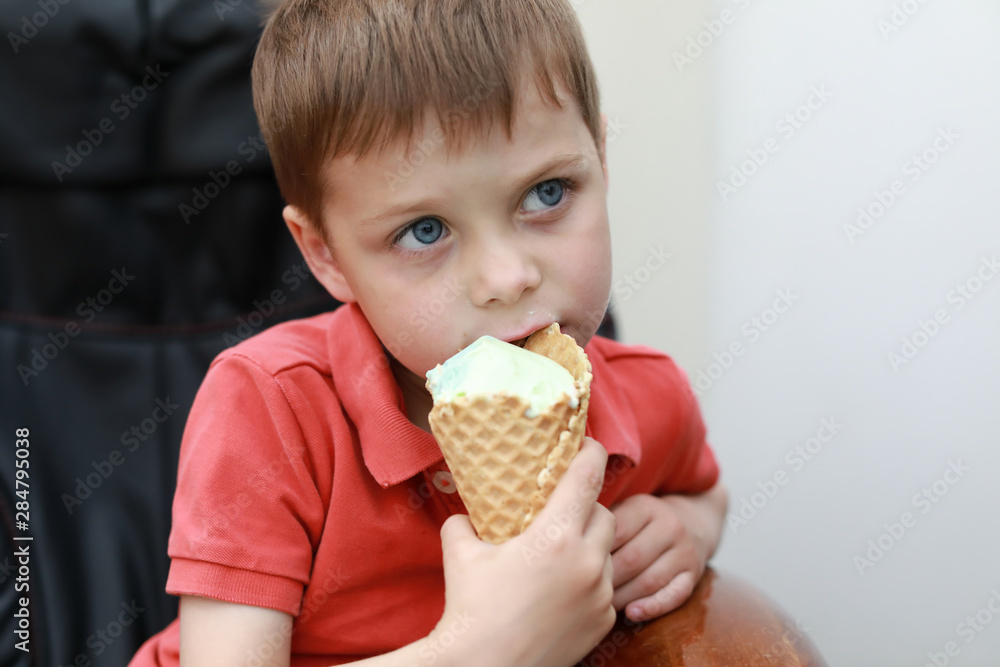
[556,216,612,295]
[366,279,467,374]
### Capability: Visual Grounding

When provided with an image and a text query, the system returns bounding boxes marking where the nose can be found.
[466,234,542,306]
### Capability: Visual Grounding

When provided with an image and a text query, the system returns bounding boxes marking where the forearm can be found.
[180,596,477,667]
[330,630,470,667]
[659,480,728,560]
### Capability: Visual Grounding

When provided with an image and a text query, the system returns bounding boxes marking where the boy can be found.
[131,0,726,665]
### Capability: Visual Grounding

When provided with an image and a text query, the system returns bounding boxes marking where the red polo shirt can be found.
[130,303,718,666]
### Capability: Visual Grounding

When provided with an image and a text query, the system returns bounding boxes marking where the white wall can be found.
[575,0,714,371]
[579,1,1000,665]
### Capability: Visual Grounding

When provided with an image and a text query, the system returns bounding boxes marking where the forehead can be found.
[320,81,596,219]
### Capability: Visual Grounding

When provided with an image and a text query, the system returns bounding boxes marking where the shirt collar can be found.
[584,342,642,468]
[328,304,443,487]
[329,303,640,487]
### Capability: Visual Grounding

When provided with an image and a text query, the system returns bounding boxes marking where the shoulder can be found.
[214,309,342,378]
[585,335,692,403]
[179,312,343,497]
[187,309,348,451]
[585,335,700,447]
[586,336,719,493]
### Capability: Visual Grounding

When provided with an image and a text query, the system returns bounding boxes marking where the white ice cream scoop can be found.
[426,335,579,418]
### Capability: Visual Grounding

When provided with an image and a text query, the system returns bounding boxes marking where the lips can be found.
[503,322,557,348]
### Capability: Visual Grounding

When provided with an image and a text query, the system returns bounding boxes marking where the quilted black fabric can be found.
[0,2,337,665]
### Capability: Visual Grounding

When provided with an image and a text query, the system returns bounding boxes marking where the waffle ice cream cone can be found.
[426,324,592,544]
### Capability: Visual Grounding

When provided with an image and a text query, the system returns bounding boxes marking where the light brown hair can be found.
[251,0,603,230]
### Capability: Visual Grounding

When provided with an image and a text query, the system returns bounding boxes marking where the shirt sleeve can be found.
[165,352,326,616]
[605,345,720,496]
[655,363,720,495]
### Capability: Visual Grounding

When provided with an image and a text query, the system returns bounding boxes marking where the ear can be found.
[599,112,609,188]
[283,205,357,303]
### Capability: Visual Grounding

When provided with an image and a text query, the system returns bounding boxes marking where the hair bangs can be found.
[253,0,602,229]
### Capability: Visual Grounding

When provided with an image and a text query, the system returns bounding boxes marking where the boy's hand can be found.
[435,437,617,667]
[609,483,728,623]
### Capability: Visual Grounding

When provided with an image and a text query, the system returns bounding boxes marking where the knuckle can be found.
[617,545,641,571]
[659,513,684,540]
[648,570,674,596]
[601,605,617,634]
[579,550,606,577]
[601,572,615,604]
[597,504,616,529]
[604,504,617,525]
[618,492,641,512]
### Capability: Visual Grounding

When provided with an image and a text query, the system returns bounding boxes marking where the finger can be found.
[611,546,683,611]
[583,502,617,555]
[600,553,616,613]
[623,570,697,622]
[609,494,654,553]
[536,437,607,533]
[611,518,674,588]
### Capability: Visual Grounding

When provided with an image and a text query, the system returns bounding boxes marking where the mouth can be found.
[504,322,560,348]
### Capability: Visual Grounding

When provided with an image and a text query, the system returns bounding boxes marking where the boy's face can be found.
[288,82,612,388]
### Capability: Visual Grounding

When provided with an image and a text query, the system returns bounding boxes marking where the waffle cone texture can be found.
[427,324,593,544]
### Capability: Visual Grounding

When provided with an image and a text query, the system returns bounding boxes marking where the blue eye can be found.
[523,179,565,212]
[396,217,445,250]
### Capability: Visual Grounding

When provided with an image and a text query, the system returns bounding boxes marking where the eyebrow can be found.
[359,152,591,227]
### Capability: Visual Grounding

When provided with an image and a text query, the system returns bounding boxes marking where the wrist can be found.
[424,611,483,667]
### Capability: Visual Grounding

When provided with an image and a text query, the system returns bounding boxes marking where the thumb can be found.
[440,513,480,557]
